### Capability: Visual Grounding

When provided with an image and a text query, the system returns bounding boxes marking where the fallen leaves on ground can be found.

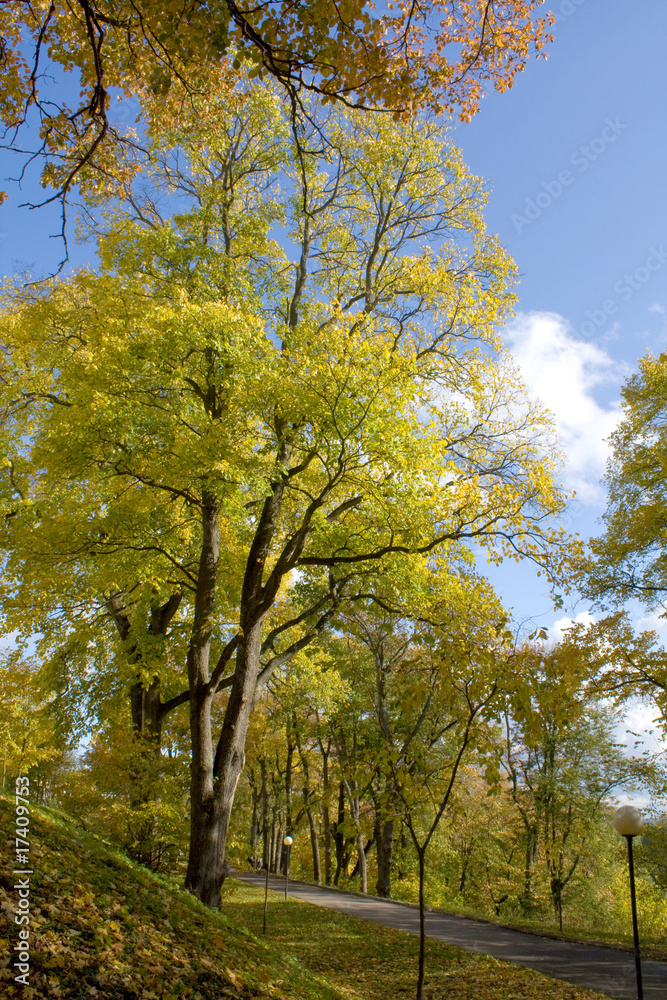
[0,795,341,999]
[0,794,609,1000]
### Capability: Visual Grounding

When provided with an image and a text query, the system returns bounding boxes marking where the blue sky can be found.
[1,3,665,758]
[449,1,667,771]
[447,1,667,645]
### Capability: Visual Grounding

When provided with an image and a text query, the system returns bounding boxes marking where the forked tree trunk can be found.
[185,620,264,905]
[376,816,394,898]
[320,742,333,885]
[184,420,336,905]
[184,493,225,906]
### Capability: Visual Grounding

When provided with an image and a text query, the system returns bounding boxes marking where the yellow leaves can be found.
[225,967,243,987]
[586,346,667,609]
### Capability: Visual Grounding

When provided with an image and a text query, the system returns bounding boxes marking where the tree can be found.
[390,614,509,1000]
[324,555,504,898]
[502,640,648,929]
[0,94,569,906]
[558,611,667,733]
[585,351,667,613]
[0,650,63,787]
[61,710,191,870]
[0,2,552,215]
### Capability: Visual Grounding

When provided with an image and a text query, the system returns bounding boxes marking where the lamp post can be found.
[613,805,644,1000]
[262,847,270,935]
[283,835,293,900]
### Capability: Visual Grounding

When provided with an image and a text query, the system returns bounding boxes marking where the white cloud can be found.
[502,311,626,503]
[550,611,596,644]
[613,700,667,805]
[634,610,667,645]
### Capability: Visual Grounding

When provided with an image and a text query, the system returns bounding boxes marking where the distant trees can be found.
[577,348,667,733]
[502,642,647,929]
[0,651,65,791]
[231,628,658,943]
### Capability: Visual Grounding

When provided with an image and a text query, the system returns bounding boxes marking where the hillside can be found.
[0,794,607,999]
[0,793,344,1000]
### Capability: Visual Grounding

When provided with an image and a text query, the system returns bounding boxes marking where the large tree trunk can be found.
[129,676,163,746]
[106,589,184,757]
[184,423,333,905]
[320,741,333,885]
[186,615,265,905]
[376,815,394,898]
[184,494,224,906]
[127,677,164,814]
[333,781,346,885]
[105,589,187,836]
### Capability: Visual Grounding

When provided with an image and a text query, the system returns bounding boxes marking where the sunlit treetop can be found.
[585,351,667,613]
[0,1,553,209]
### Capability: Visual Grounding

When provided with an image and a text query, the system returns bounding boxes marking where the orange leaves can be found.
[0,0,552,214]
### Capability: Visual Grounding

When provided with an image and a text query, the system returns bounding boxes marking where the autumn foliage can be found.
[0,1,552,206]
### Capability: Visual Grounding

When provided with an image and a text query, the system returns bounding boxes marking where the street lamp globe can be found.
[283,835,293,900]
[613,805,644,838]
[613,804,644,999]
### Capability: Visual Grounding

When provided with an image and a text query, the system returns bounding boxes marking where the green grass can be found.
[218,880,614,1000]
[0,793,609,999]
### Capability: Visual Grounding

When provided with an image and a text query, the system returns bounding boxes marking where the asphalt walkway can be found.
[238,871,667,999]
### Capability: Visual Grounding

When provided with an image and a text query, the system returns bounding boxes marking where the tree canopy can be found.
[585,350,667,612]
[0,1,552,211]
[0,85,573,908]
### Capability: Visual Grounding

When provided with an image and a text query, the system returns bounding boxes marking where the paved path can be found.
[238,872,667,999]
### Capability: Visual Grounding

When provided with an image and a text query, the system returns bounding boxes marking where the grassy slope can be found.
[0,794,608,999]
